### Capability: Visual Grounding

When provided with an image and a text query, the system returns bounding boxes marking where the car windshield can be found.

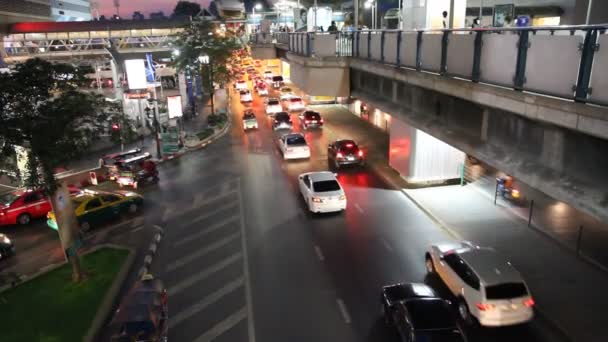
[406,299,456,330]
[282,88,291,92]
[313,180,341,192]
[268,100,279,105]
[273,76,284,82]
[305,112,320,119]
[338,141,358,152]
[286,135,306,145]
[290,98,302,102]
[485,283,528,299]
[0,192,20,206]
[240,90,249,95]
[243,113,255,119]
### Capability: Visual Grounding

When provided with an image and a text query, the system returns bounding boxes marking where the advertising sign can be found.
[167,95,183,118]
[125,59,147,90]
[493,4,515,27]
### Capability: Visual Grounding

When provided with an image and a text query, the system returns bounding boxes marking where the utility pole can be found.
[354,0,359,29]
[113,0,120,17]
[585,0,593,24]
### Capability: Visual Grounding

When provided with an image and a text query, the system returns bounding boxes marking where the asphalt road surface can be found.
[143,82,571,342]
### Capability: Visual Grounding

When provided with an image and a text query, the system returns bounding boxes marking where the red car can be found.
[0,186,82,226]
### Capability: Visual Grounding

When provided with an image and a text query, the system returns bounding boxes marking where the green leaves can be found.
[0,59,111,193]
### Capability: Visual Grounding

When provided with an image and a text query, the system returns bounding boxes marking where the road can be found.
[143,79,571,342]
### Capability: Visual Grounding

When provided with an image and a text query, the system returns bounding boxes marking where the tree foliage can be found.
[173,1,202,18]
[172,19,242,87]
[0,58,112,194]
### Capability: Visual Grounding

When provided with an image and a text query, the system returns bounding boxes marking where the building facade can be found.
[0,0,90,24]
[49,0,91,21]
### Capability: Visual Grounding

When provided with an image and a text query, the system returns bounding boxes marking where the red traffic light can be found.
[111,123,120,131]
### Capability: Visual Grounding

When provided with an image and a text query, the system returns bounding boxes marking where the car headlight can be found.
[339,195,346,201]
[312,197,323,203]
[3,236,10,244]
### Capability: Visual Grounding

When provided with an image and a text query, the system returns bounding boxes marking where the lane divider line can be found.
[237,178,257,342]
[336,299,352,324]
[173,215,239,247]
[354,203,364,214]
[167,252,243,296]
[166,232,240,272]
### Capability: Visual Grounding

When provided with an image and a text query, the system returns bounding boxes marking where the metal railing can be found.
[250,25,608,106]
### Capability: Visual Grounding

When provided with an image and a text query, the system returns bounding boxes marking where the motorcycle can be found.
[496,177,525,205]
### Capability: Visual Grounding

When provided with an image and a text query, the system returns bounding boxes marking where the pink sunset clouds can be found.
[96,0,211,17]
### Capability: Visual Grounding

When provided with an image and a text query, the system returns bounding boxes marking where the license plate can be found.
[311,120,317,123]
[347,156,355,161]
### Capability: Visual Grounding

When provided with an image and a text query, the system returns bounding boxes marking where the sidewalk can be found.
[63,97,215,172]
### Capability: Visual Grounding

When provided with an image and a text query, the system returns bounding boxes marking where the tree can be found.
[132,11,145,20]
[0,59,112,282]
[172,1,202,18]
[172,19,242,88]
[149,11,167,20]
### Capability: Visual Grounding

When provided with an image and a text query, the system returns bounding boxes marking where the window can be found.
[286,135,306,145]
[444,254,480,290]
[303,176,311,188]
[485,283,528,300]
[313,180,341,192]
[290,98,302,102]
[268,100,279,105]
[101,195,121,204]
[85,198,103,211]
[23,192,43,203]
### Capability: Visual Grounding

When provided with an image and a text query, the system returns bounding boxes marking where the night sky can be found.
[96,0,211,17]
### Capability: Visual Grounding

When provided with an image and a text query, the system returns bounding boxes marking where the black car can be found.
[327,139,365,169]
[381,282,464,342]
[299,110,323,129]
[0,233,15,261]
[273,112,293,131]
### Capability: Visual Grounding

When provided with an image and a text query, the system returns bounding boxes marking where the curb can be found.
[84,244,136,342]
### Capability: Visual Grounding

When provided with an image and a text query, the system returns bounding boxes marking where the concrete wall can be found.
[287,53,349,97]
[351,67,608,222]
[250,45,277,60]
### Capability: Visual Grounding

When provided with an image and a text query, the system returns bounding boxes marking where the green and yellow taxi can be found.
[47,190,143,232]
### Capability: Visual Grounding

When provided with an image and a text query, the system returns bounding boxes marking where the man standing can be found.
[328,21,338,32]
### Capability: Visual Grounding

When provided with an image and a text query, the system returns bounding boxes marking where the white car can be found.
[265,98,282,115]
[235,80,248,91]
[425,241,535,327]
[298,171,346,213]
[240,89,253,102]
[280,92,293,101]
[256,86,268,96]
[287,97,305,111]
[277,133,310,160]
[263,70,273,82]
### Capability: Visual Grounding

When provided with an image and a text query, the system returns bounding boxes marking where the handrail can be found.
[250,26,608,106]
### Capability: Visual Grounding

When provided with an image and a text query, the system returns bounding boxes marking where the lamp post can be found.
[364,0,377,29]
[253,3,262,16]
[198,54,214,116]
[144,105,162,159]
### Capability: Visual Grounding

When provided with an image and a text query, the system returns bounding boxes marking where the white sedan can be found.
[287,97,305,111]
[277,133,310,160]
[265,98,283,115]
[240,89,253,102]
[280,92,293,101]
[235,80,248,91]
[298,171,347,213]
[256,86,268,96]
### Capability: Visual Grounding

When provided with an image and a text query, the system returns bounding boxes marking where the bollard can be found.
[494,181,499,205]
[528,200,534,227]
[576,225,584,256]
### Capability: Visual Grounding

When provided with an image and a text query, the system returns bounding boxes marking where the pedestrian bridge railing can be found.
[250,25,608,106]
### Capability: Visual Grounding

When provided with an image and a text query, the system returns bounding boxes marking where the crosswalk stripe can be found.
[174,215,239,247]
[169,277,244,329]
[192,189,238,209]
[162,190,238,223]
[181,202,239,228]
[168,252,243,296]
[192,307,248,342]
[166,232,241,272]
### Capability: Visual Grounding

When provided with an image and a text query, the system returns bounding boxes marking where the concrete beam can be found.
[349,58,608,141]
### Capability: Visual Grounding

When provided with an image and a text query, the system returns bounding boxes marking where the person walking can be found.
[442,11,448,28]
[328,21,338,32]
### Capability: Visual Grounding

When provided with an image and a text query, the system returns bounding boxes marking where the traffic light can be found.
[111,123,120,131]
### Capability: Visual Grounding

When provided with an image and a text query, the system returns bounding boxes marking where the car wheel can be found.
[458,299,473,325]
[128,203,138,214]
[425,254,435,274]
[81,221,91,232]
[17,213,31,225]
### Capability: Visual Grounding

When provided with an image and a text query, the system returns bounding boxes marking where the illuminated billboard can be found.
[125,59,147,90]
[167,95,183,118]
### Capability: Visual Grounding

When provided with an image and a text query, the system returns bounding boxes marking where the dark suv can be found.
[299,110,323,130]
[327,139,365,169]
[273,112,293,131]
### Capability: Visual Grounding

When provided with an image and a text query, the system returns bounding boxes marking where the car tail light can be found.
[305,120,310,124]
[0,209,5,216]
[336,152,344,159]
[312,197,323,203]
[346,143,353,147]
[358,150,364,157]
[523,298,535,307]
[320,118,324,123]
[476,303,495,311]
[511,189,521,198]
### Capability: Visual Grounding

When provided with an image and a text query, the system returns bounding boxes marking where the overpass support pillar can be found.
[392,81,398,103]
[541,127,566,173]
[481,109,489,142]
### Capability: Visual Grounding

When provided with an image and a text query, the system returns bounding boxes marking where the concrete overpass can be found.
[250,27,608,222]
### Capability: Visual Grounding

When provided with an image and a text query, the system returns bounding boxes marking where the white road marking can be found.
[314,245,325,261]
[169,277,244,329]
[192,189,238,209]
[168,252,243,296]
[380,238,393,252]
[166,232,241,272]
[354,203,364,214]
[192,307,248,342]
[237,178,257,342]
[173,215,239,246]
[182,202,239,227]
[336,299,352,324]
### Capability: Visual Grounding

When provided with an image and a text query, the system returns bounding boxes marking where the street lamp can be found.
[253,3,262,16]
[144,106,162,159]
[364,0,377,29]
[198,54,214,116]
